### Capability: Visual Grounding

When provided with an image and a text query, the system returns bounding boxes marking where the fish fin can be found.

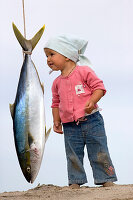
[45,126,51,142]
[41,83,44,94]
[12,23,30,51]
[9,103,15,118]
[30,25,45,50]
[12,23,45,52]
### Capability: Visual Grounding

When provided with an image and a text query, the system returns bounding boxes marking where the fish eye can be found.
[27,166,31,173]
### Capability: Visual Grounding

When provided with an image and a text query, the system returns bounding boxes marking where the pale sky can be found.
[0,0,133,193]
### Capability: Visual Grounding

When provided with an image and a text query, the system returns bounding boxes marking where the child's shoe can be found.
[69,184,80,189]
[102,182,115,187]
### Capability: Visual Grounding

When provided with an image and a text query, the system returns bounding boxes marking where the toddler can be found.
[44,35,117,188]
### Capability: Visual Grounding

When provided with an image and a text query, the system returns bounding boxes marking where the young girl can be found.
[44,35,117,188]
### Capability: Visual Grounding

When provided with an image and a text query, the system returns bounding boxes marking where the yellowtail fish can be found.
[10,23,51,183]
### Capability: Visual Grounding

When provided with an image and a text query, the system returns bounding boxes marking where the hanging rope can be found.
[22,0,26,58]
[22,0,26,38]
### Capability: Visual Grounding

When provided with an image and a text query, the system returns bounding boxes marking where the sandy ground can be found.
[0,184,133,200]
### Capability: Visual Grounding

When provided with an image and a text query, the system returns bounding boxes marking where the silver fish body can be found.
[10,23,50,183]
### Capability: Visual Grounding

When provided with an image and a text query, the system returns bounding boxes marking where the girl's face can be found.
[44,48,67,72]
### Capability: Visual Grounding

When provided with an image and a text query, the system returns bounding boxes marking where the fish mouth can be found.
[25,175,31,183]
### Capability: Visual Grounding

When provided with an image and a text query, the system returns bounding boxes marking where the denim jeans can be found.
[63,111,117,185]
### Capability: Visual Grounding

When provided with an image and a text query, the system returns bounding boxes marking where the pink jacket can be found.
[51,66,106,123]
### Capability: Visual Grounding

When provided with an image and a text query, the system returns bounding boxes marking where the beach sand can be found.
[0,184,133,200]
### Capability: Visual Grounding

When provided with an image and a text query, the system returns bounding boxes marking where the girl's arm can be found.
[51,80,63,134]
[85,89,104,114]
[52,107,63,134]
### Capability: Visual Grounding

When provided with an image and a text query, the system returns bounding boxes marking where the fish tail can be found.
[12,23,45,52]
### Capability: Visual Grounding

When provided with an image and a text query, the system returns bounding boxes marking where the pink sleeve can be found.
[83,66,106,95]
[51,79,60,108]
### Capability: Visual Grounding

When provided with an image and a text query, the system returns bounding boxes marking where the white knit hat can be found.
[44,34,91,66]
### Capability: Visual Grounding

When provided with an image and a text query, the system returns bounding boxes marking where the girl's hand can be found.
[53,122,63,134]
[85,100,95,114]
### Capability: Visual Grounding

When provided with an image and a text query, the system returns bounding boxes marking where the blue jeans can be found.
[63,112,117,185]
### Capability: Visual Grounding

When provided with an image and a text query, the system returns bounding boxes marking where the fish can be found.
[10,23,51,183]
